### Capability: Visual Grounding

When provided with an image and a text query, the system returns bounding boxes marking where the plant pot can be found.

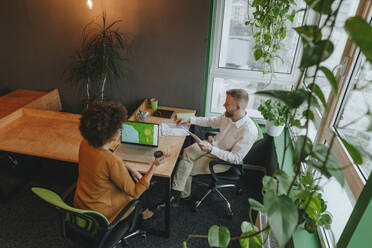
[266,121,284,136]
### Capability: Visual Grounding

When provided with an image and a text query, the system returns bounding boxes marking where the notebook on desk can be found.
[114,121,159,163]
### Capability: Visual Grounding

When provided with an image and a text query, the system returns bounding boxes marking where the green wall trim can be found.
[202,0,215,117]
[337,172,372,248]
[292,229,321,248]
[273,128,294,178]
[347,199,372,248]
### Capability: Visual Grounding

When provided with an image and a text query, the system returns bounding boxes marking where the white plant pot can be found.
[266,121,284,136]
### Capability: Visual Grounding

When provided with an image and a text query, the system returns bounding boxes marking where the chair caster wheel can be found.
[140,230,147,239]
[236,188,243,195]
[226,211,234,218]
[192,201,200,212]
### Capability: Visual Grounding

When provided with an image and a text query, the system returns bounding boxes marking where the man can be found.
[171,88,258,204]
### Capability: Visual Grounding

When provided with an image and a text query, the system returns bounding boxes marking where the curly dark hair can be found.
[79,102,128,148]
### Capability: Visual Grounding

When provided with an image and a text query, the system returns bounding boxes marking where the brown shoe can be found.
[141,208,154,220]
[170,195,192,207]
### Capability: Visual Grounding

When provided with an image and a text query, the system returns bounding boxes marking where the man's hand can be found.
[197,140,213,153]
[175,117,190,125]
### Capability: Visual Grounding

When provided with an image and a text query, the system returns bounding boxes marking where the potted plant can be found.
[65,12,131,108]
[258,99,288,136]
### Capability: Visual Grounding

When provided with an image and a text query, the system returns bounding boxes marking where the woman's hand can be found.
[131,168,143,181]
[153,149,171,167]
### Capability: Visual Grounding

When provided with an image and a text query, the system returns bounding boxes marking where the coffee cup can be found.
[150,98,158,110]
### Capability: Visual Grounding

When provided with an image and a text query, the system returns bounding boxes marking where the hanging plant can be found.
[245,0,296,75]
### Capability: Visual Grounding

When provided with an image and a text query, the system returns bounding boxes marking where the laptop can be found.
[114,121,159,163]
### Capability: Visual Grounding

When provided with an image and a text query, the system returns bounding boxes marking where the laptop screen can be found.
[121,121,159,147]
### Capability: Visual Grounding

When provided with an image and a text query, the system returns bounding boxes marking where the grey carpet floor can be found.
[0,153,263,248]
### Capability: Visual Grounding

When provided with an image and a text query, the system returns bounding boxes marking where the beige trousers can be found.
[172,142,230,198]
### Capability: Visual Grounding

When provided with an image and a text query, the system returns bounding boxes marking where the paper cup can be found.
[150,98,158,110]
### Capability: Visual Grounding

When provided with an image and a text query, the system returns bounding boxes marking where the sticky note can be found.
[176,113,195,118]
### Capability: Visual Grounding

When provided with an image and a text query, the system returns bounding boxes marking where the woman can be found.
[74,102,160,222]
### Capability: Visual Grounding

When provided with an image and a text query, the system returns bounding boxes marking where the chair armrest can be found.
[242,164,267,175]
[108,199,141,230]
[209,160,267,182]
[209,160,243,182]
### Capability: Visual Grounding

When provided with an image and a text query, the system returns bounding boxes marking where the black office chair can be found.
[32,187,146,248]
[192,122,274,217]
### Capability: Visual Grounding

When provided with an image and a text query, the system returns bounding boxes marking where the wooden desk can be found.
[0,108,82,163]
[0,89,65,201]
[114,99,196,237]
[0,89,61,119]
[0,93,195,237]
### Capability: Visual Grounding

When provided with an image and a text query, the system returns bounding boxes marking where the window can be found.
[311,5,372,248]
[335,54,372,179]
[307,0,360,115]
[205,0,305,118]
[218,0,304,73]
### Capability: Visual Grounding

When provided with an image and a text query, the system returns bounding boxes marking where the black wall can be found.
[0,0,210,114]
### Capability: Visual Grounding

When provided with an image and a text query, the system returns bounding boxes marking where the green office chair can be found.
[32,187,145,248]
[193,119,269,216]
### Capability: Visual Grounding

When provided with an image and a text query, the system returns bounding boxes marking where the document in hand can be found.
[180,126,201,143]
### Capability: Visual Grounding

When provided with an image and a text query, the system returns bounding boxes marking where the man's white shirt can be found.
[190,114,258,164]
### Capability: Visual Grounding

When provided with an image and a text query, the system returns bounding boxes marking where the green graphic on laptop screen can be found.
[121,122,158,146]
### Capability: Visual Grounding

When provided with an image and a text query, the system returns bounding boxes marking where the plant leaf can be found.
[208,225,230,248]
[313,144,344,186]
[183,241,187,248]
[293,135,313,163]
[240,231,263,248]
[304,0,334,14]
[345,16,372,63]
[300,40,334,69]
[302,109,315,121]
[248,198,264,211]
[266,195,299,247]
[274,169,292,194]
[319,213,332,229]
[307,83,327,110]
[340,138,363,165]
[254,49,263,61]
[319,66,338,96]
[262,176,279,194]
[304,194,322,221]
[255,89,309,109]
[305,159,332,178]
[294,25,322,42]
[241,221,258,233]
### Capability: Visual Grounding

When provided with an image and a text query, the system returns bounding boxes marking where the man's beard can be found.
[224,111,233,118]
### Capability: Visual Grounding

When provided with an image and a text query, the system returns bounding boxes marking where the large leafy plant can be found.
[184,0,371,247]
[65,12,131,107]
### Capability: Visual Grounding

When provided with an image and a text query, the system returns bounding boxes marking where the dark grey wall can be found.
[0,0,210,114]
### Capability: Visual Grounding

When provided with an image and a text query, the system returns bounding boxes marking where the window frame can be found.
[314,0,372,199]
[204,0,306,118]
